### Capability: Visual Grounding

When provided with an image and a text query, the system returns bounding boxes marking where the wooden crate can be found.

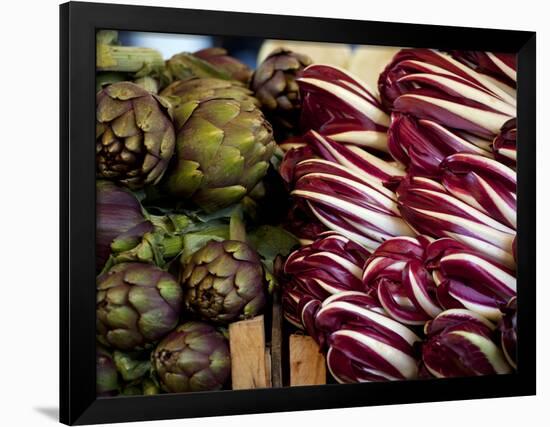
[228,292,326,389]
[289,334,326,386]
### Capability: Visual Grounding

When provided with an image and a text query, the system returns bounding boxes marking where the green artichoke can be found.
[97,263,182,351]
[152,321,231,393]
[161,78,276,212]
[161,77,256,107]
[97,73,160,94]
[194,48,253,84]
[121,377,160,396]
[165,48,251,84]
[96,82,176,189]
[251,48,312,133]
[113,350,151,382]
[96,30,165,92]
[112,349,160,396]
[97,346,119,397]
[180,240,266,323]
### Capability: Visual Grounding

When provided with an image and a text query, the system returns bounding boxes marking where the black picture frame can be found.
[60,1,536,425]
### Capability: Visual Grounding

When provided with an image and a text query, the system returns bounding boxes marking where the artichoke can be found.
[180,240,266,324]
[161,77,256,105]
[96,82,176,189]
[165,49,251,84]
[251,48,312,134]
[97,263,182,351]
[96,346,119,397]
[96,180,150,271]
[152,321,231,393]
[161,78,276,212]
[121,377,160,396]
[194,48,253,84]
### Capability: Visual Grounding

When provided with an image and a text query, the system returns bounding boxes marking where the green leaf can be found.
[248,225,299,264]
[113,351,151,382]
[182,225,230,259]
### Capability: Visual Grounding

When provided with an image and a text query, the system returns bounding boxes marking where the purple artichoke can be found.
[96,82,176,189]
[194,47,252,84]
[152,321,231,393]
[251,48,312,134]
[96,262,182,351]
[96,180,151,271]
[180,240,266,324]
[96,346,119,397]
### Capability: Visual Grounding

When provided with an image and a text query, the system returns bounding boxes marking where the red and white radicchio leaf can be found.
[388,113,492,177]
[493,118,517,167]
[363,236,443,325]
[449,51,517,89]
[498,296,517,369]
[422,308,512,378]
[440,153,516,229]
[316,292,420,382]
[397,175,516,268]
[281,232,370,329]
[379,49,515,139]
[425,238,516,321]
[298,64,390,153]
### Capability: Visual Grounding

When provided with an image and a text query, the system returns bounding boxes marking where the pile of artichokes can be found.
[96,30,518,395]
[95,31,303,396]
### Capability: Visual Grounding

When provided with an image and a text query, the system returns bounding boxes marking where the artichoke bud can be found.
[107,214,192,268]
[96,263,183,351]
[180,240,267,324]
[96,82,176,190]
[251,48,312,136]
[152,321,231,393]
[142,377,161,395]
[97,180,148,272]
[97,346,119,397]
[160,78,275,212]
[113,350,151,382]
[194,47,253,84]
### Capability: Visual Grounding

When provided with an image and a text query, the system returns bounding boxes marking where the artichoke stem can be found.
[97,44,164,73]
[229,208,247,243]
[163,236,184,258]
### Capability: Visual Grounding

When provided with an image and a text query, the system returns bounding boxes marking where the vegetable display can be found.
[95,31,517,395]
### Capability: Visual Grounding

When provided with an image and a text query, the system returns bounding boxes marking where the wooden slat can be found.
[289,334,326,386]
[229,315,268,389]
[264,348,272,387]
[270,290,283,388]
